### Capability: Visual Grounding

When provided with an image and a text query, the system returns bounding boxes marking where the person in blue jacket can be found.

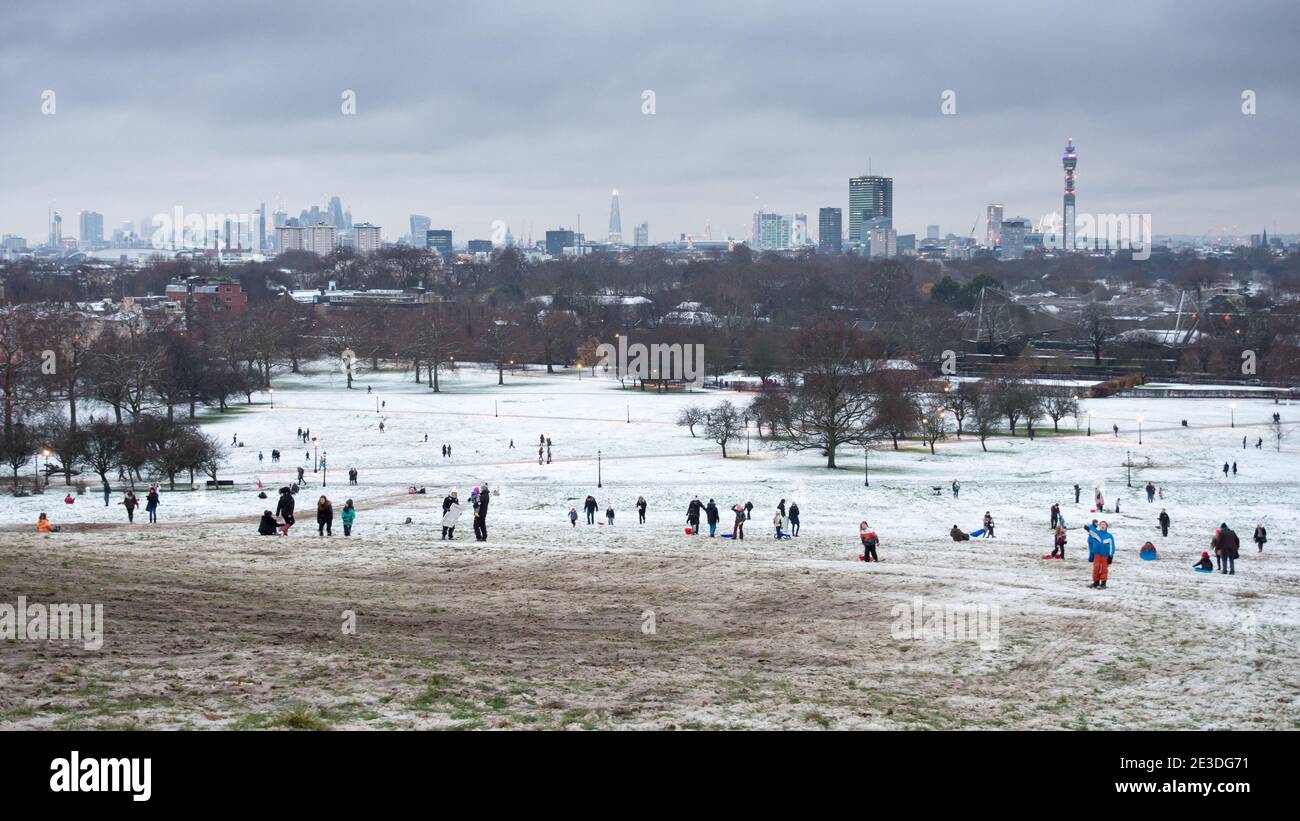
[1085,519,1116,589]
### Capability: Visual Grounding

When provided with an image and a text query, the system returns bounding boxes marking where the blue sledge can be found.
[1193,567,1213,574]
[969,529,985,538]
[721,533,736,539]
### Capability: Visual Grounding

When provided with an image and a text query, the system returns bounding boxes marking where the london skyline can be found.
[2,0,1297,243]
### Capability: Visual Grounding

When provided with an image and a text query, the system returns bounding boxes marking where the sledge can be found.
[1139,552,1157,561]
[683,527,694,535]
[721,533,736,538]
[1193,567,1213,574]
[774,533,793,540]
[969,528,985,538]
[1040,554,1063,560]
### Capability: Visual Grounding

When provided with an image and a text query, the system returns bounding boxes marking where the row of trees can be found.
[675,323,1086,466]
[0,414,226,493]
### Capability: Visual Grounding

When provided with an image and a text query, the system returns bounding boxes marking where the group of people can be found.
[260,491,356,538]
[441,484,490,540]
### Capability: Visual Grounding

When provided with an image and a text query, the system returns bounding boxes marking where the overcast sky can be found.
[2,0,1297,245]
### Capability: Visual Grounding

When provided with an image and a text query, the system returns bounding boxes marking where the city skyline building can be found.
[848,175,892,243]
[608,189,622,245]
[986,204,1004,247]
[426,229,453,259]
[1062,138,1077,251]
[818,207,842,255]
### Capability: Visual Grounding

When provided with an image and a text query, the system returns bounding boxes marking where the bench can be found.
[205,480,235,489]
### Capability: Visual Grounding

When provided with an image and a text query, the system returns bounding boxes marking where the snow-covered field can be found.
[2,363,1298,730]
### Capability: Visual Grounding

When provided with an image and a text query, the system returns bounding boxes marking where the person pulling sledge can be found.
[859,521,879,562]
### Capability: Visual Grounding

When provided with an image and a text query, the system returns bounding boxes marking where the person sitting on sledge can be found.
[859,521,879,562]
[1193,551,1214,571]
[950,524,970,542]
[1139,541,1157,560]
[37,512,56,533]
[258,510,280,536]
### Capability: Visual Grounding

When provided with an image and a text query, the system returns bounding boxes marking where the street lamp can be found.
[321,451,327,487]
[1230,403,1236,428]
[1126,450,1132,487]
[626,401,630,424]
[864,447,870,487]
[1087,410,1092,436]
[376,395,380,414]
[41,448,50,491]
[1137,417,1143,445]
[597,449,602,489]
[745,419,751,455]
[312,436,319,473]
[269,387,274,409]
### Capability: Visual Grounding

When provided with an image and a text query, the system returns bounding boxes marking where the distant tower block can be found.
[1062,138,1077,251]
[608,189,623,245]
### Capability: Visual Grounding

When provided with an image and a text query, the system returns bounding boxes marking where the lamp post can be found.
[1127,450,1132,487]
[597,449,602,489]
[312,436,319,473]
[1137,417,1143,445]
[321,451,327,486]
[614,334,621,379]
[864,447,870,487]
[42,448,50,490]
[626,401,630,424]
[1230,403,1236,428]
[745,419,751,455]
[1087,410,1092,436]
[1073,395,1080,430]
[376,395,380,414]
[269,387,274,409]
[495,400,498,418]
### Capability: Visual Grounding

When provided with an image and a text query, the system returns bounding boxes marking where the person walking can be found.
[1215,523,1240,575]
[705,499,719,537]
[952,479,961,498]
[317,496,334,536]
[102,480,111,507]
[120,491,138,523]
[982,511,995,539]
[349,467,358,485]
[1145,482,1155,503]
[1222,461,1230,478]
[606,504,615,526]
[145,486,160,524]
[1051,525,1067,560]
[744,500,753,521]
[1232,461,1238,477]
[341,500,356,536]
[859,521,879,562]
[297,465,306,484]
[1085,520,1116,589]
[474,484,490,541]
[732,504,746,540]
[568,507,578,528]
[1158,508,1171,537]
[584,495,598,525]
[636,496,647,524]
[1074,484,1081,504]
[1050,503,1060,529]
[1253,523,1267,553]
[787,501,801,536]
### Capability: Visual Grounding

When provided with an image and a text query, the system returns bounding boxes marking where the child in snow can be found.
[258,511,279,536]
[1139,541,1157,560]
[982,512,995,538]
[1253,524,1267,553]
[341,500,356,536]
[859,521,879,562]
[606,505,615,526]
[950,525,970,542]
[36,512,56,533]
[732,505,745,540]
[568,507,578,528]
[1051,525,1067,559]
[1085,520,1116,589]
[1193,552,1214,571]
[773,508,785,538]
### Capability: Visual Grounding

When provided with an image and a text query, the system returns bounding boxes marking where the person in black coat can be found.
[1216,524,1240,575]
[704,499,719,536]
[258,510,279,536]
[1158,509,1171,537]
[686,497,703,533]
[787,502,801,536]
[275,488,295,535]
[584,495,598,524]
[473,484,490,541]
[636,496,647,524]
[1253,524,1267,553]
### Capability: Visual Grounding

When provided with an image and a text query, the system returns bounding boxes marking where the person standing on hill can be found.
[1253,523,1267,553]
[275,487,295,535]
[636,496,647,524]
[584,495,598,525]
[732,504,746,540]
[705,499,719,537]
[859,521,879,562]
[787,502,801,536]
[1223,462,1230,478]
[120,491,138,523]
[1051,525,1067,559]
[1050,503,1060,529]
[1145,482,1155,503]
[341,500,356,536]
[145,486,160,524]
[1074,484,1081,504]
[1085,520,1116,589]
[982,512,995,538]
[1215,524,1240,575]
[686,497,703,534]
[952,480,961,499]
[474,484,490,541]
[317,496,334,537]
[1158,509,1171,537]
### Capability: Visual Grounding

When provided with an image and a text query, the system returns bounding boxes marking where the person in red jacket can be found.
[859,521,879,562]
